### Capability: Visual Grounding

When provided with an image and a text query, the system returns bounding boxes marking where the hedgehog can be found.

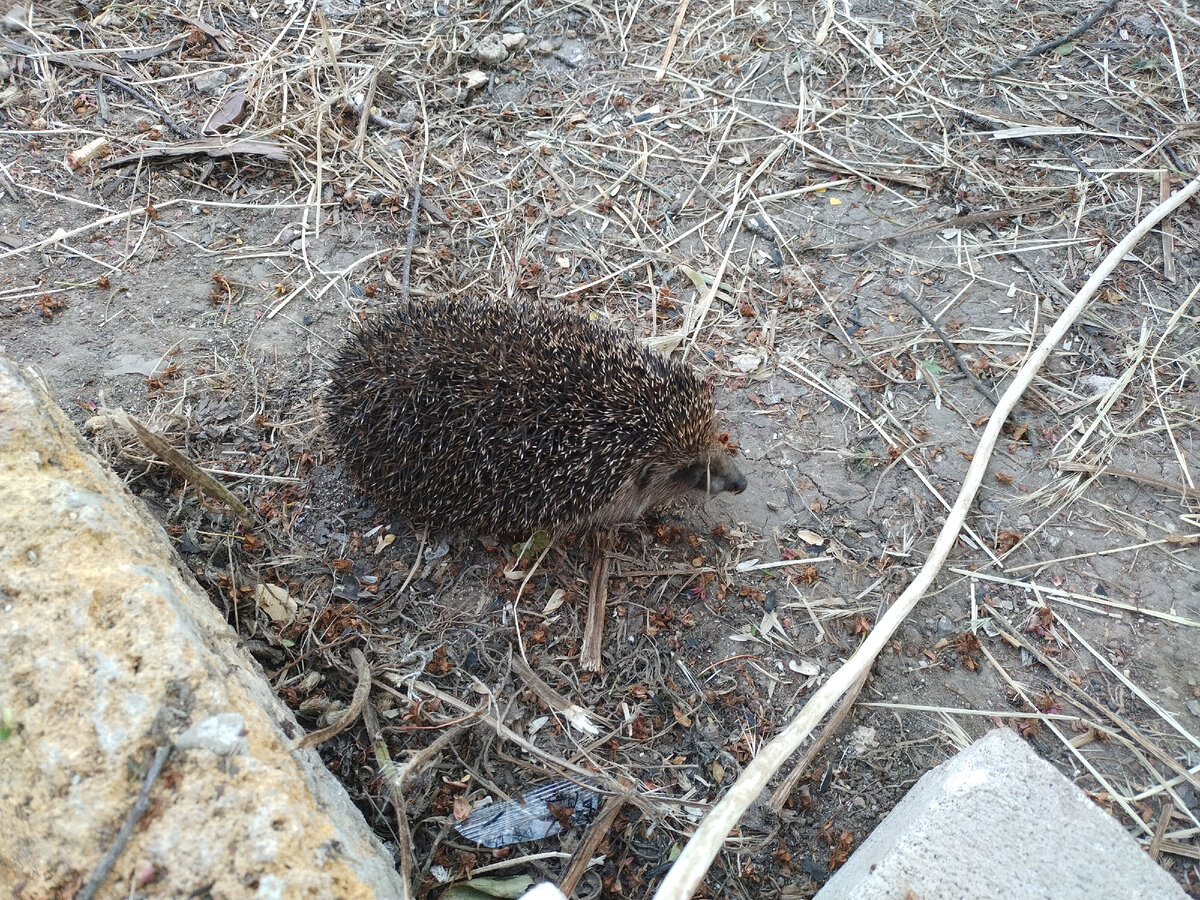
[324,297,745,536]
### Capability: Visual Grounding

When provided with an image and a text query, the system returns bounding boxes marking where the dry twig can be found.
[294,648,372,750]
[77,744,172,900]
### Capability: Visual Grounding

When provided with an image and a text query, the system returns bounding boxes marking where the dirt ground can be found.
[2,1,1199,897]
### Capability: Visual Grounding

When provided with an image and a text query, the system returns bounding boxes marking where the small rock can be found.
[133,862,162,887]
[473,33,511,65]
[176,713,249,756]
[194,69,228,94]
[533,39,559,55]
[394,100,418,126]
[555,41,587,67]
[1123,14,1165,39]
[937,615,955,636]
[849,726,878,755]
[1080,374,1118,397]
[1187,700,1200,718]
[312,0,360,14]
[500,32,527,52]
[460,69,488,92]
[1,4,28,32]
[729,350,766,374]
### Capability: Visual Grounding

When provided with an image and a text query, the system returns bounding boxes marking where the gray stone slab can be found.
[814,727,1186,900]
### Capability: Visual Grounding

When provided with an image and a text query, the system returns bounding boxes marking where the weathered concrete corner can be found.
[0,357,405,898]
[814,726,1186,900]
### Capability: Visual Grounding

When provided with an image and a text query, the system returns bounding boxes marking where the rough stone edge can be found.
[0,356,406,896]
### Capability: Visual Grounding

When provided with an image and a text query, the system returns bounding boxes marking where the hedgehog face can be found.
[670,452,746,497]
[592,447,744,530]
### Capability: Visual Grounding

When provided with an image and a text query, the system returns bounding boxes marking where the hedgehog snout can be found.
[706,458,746,495]
[675,455,746,496]
[719,461,747,495]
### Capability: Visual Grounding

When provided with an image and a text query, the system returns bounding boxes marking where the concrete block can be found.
[814,727,1185,900]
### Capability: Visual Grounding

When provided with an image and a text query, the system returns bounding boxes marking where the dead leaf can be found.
[542,588,566,614]
[995,530,1023,552]
[254,583,297,622]
[203,90,250,135]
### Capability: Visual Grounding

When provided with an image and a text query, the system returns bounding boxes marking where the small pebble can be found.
[193,70,228,94]
[473,34,510,65]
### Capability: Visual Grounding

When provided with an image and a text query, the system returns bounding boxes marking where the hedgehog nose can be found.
[724,464,747,495]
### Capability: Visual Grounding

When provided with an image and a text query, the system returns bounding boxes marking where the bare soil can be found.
[2,1,1198,897]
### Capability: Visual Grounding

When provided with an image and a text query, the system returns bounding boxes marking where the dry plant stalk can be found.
[651,177,1200,900]
[116,411,252,527]
[293,648,372,750]
[581,531,614,672]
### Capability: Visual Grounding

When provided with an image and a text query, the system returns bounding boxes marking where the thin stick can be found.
[397,526,429,595]
[655,0,689,82]
[362,701,415,900]
[988,607,1200,790]
[988,0,1119,77]
[559,784,635,895]
[768,665,870,813]
[101,74,196,138]
[651,177,1200,900]
[1054,460,1200,502]
[581,530,613,672]
[118,412,252,527]
[808,202,1056,254]
[1160,172,1177,282]
[77,744,172,900]
[294,648,372,749]
[400,183,421,304]
[0,198,328,265]
[1148,803,1176,860]
[898,288,998,404]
